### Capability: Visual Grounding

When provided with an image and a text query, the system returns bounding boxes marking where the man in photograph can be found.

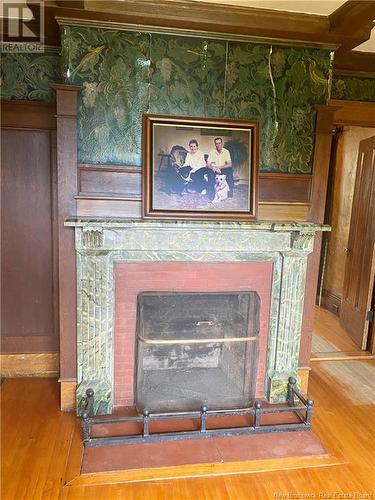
[206,137,234,198]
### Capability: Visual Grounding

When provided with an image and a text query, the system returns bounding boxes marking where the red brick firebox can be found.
[114,261,273,408]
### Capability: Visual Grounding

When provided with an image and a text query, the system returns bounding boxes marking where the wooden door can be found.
[340,135,375,349]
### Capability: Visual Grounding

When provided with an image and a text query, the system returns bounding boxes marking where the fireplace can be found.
[65,218,329,416]
[135,291,260,412]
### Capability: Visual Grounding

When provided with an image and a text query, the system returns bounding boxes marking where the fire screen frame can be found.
[134,291,260,413]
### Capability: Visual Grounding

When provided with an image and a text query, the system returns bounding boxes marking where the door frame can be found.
[314,99,375,352]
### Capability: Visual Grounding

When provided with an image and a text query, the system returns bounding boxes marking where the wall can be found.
[1,101,58,355]
[61,25,332,173]
[323,126,375,299]
[0,52,61,101]
[331,75,375,103]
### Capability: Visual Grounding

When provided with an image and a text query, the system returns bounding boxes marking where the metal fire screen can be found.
[135,292,260,413]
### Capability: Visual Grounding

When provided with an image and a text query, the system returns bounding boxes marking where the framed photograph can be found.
[142,114,259,221]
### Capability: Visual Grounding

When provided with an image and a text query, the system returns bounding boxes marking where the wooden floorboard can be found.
[1,309,375,499]
[312,307,365,355]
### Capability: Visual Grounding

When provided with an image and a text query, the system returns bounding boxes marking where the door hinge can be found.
[366,310,374,322]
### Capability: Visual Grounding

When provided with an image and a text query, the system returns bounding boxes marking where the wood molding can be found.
[6,1,375,55]
[15,1,364,51]
[320,289,341,316]
[309,105,339,223]
[297,367,311,395]
[0,353,59,377]
[76,196,309,221]
[258,173,311,203]
[334,51,375,77]
[329,1,375,54]
[77,164,312,203]
[54,85,79,381]
[300,105,337,367]
[1,335,58,353]
[330,100,375,128]
[1,100,56,130]
[60,379,77,412]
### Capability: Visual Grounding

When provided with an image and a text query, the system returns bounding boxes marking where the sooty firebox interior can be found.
[135,292,260,413]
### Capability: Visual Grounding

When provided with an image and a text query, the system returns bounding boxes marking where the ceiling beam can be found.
[1,0,373,65]
[334,50,375,77]
[329,0,375,34]
[329,0,375,54]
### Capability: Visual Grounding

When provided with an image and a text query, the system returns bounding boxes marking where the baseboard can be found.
[0,353,59,377]
[60,379,77,411]
[320,289,341,316]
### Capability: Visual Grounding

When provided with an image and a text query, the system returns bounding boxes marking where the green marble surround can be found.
[65,218,330,415]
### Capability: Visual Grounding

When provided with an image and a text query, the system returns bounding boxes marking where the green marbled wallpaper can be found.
[0,52,60,101]
[62,25,332,172]
[225,44,330,172]
[332,75,375,102]
[61,26,150,165]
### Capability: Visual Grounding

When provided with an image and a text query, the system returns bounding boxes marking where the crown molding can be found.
[55,16,338,50]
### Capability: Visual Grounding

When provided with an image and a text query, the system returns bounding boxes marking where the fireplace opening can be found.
[135,292,260,413]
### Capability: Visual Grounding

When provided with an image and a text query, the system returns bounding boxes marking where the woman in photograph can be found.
[181,139,214,196]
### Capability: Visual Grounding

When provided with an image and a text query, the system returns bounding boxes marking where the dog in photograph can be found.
[212,174,229,203]
[165,165,192,195]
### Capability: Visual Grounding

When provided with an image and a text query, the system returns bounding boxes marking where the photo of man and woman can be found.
[152,123,253,213]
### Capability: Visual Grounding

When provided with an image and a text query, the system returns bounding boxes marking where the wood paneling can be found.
[1,101,58,354]
[76,164,311,221]
[320,289,341,316]
[259,173,311,202]
[78,164,142,197]
[299,105,338,367]
[78,164,312,204]
[0,100,56,130]
[0,353,59,377]
[53,85,80,380]
[60,380,77,412]
[330,99,375,128]
[334,51,375,77]
[76,196,310,221]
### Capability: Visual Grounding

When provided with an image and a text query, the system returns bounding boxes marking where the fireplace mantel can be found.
[65,218,329,414]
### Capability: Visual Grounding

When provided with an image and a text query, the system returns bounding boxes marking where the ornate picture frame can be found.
[142,114,258,221]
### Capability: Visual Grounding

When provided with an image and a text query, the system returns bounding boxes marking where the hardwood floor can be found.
[311,307,374,360]
[1,310,375,499]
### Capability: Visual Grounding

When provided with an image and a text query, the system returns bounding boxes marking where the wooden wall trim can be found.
[53,84,79,381]
[0,353,59,377]
[299,105,338,367]
[51,4,340,48]
[1,100,56,130]
[309,105,340,223]
[77,164,312,204]
[76,197,310,221]
[59,379,77,411]
[329,100,375,128]
[320,289,341,316]
[1,336,58,353]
